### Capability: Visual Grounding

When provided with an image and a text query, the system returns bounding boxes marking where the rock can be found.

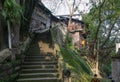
[0,49,11,63]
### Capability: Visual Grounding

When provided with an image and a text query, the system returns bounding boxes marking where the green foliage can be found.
[60,48,92,82]
[0,73,18,82]
[100,78,111,82]
[82,0,120,76]
[50,27,57,43]
[82,14,97,40]
[11,60,21,66]
[82,0,120,47]
[100,62,111,76]
[0,60,20,82]
[65,35,72,48]
[1,0,23,25]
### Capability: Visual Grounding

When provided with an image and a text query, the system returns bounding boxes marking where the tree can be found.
[42,1,92,82]
[20,0,37,38]
[1,0,23,49]
[82,0,120,75]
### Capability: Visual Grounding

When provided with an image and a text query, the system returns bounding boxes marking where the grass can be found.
[60,48,92,82]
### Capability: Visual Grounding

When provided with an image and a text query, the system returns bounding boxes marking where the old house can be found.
[50,15,67,49]
[0,0,88,81]
[58,16,87,49]
[29,1,51,33]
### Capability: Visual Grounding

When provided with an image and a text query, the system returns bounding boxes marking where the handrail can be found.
[31,27,50,33]
[35,28,49,33]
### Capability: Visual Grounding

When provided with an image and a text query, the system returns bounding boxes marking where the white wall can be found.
[116,43,120,53]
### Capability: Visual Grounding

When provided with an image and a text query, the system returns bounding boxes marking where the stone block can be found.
[0,49,11,63]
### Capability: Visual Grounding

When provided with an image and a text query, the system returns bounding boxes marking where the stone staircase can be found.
[16,33,61,82]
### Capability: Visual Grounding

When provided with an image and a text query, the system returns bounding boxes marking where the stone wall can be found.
[112,56,120,82]
[30,4,51,33]
[0,37,32,82]
[0,49,11,63]
[51,21,67,48]
[0,49,19,82]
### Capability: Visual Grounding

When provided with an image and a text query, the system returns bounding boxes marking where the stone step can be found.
[25,57,57,60]
[17,77,60,82]
[21,65,58,69]
[28,46,40,48]
[26,54,54,56]
[23,61,58,65]
[16,33,61,82]
[21,69,58,73]
[19,73,59,78]
[26,55,55,57]
[28,48,40,51]
[24,59,57,62]
[28,47,39,49]
[25,56,55,59]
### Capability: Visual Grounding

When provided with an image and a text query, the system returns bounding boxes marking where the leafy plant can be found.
[82,0,120,75]
[1,0,23,24]
[60,47,92,82]
[1,0,23,48]
[65,35,72,48]
[0,73,18,82]
[50,27,57,43]
[100,61,111,76]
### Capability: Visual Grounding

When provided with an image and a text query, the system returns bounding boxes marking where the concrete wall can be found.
[112,57,120,82]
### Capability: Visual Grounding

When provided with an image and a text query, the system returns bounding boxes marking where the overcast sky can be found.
[42,0,90,16]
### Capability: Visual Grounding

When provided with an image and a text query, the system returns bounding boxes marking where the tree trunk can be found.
[96,54,99,75]
[16,0,20,4]
[7,21,12,49]
[13,22,20,47]
[0,21,7,50]
[96,40,99,76]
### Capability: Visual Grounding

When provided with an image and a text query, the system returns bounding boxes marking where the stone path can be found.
[17,33,61,82]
